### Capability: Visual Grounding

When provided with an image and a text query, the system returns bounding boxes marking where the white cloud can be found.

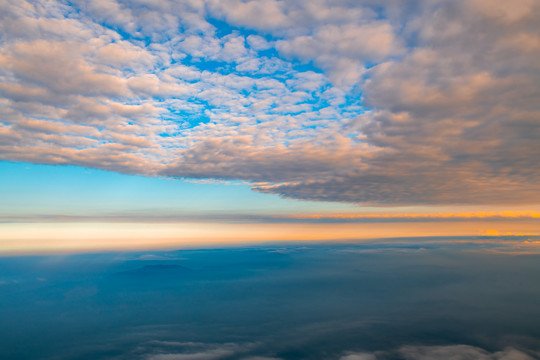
[142,341,259,360]
[277,22,401,87]
[340,353,377,360]
[340,345,538,360]
[400,345,536,360]
[247,35,272,51]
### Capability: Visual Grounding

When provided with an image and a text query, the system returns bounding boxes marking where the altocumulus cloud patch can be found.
[1,0,539,205]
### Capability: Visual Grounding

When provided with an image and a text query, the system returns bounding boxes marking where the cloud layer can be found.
[1,0,539,205]
[2,244,540,358]
[342,345,538,360]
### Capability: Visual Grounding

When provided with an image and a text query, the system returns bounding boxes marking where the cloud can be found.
[4,211,539,224]
[1,0,539,206]
[147,349,235,360]
[340,345,538,360]
[247,35,272,51]
[287,211,540,222]
[144,344,539,360]
[138,341,264,360]
[399,345,537,360]
[250,0,540,205]
[276,22,402,87]
[340,353,377,360]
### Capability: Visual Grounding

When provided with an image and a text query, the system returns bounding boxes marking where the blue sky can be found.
[0,160,360,217]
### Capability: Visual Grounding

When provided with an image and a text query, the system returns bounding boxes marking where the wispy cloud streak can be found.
[2,211,539,224]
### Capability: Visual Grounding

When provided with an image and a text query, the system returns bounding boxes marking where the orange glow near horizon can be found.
[1,219,540,255]
[286,210,540,220]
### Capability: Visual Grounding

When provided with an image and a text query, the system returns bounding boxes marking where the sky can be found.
[1,0,540,253]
